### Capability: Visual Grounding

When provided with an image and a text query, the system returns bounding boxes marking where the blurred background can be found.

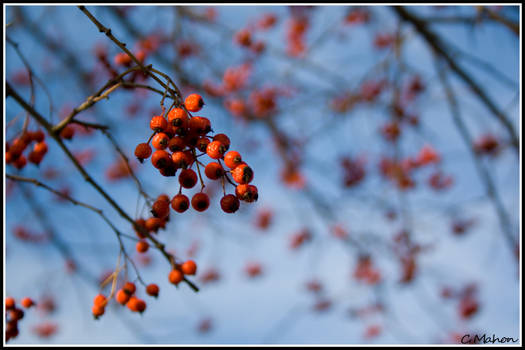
[4,5,520,344]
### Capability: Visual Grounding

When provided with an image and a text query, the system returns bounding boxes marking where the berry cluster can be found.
[91,281,160,319]
[5,296,35,342]
[134,93,258,216]
[5,130,48,169]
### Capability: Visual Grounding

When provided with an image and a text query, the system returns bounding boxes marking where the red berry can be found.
[191,193,210,212]
[206,140,227,159]
[168,137,186,152]
[146,284,159,297]
[179,169,198,188]
[196,137,211,152]
[151,199,170,218]
[181,260,197,275]
[171,194,190,213]
[151,150,171,169]
[204,162,224,180]
[231,163,254,184]
[150,115,167,132]
[185,94,205,112]
[116,289,131,305]
[152,132,170,150]
[220,194,240,213]
[213,134,230,150]
[169,269,184,285]
[135,143,152,161]
[167,108,188,127]
[20,297,34,309]
[171,151,193,169]
[236,184,258,202]
[136,240,149,253]
[188,116,211,135]
[224,151,242,169]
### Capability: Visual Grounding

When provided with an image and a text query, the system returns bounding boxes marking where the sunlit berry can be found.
[152,132,170,150]
[184,94,205,112]
[150,115,167,132]
[231,163,254,184]
[236,184,258,202]
[206,140,227,159]
[224,151,242,169]
[169,269,184,285]
[181,260,197,275]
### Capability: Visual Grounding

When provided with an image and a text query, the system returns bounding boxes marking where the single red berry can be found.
[136,240,149,253]
[151,150,171,169]
[114,52,132,66]
[231,163,254,184]
[93,294,107,308]
[152,133,170,150]
[168,137,186,152]
[6,297,16,310]
[185,94,205,112]
[213,134,230,150]
[33,141,48,155]
[171,194,190,213]
[145,217,163,232]
[206,140,227,159]
[167,108,188,127]
[224,151,243,169]
[116,289,131,305]
[135,143,152,161]
[60,125,75,140]
[123,282,136,295]
[220,194,240,213]
[13,154,27,169]
[188,116,211,135]
[179,169,198,189]
[92,304,105,318]
[158,158,177,177]
[169,269,184,285]
[181,260,197,275]
[235,29,252,47]
[191,192,210,212]
[236,184,258,202]
[196,137,211,152]
[146,284,159,298]
[28,150,44,165]
[151,199,170,218]
[204,162,224,180]
[150,115,168,132]
[20,297,34,309]
[171,151,193,169]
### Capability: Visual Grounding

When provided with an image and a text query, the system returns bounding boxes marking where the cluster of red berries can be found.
[5,130,48,169]
[133,93,258,215]
[5,296,35,342]
[168,259,197,286]
[92,281,159,319]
